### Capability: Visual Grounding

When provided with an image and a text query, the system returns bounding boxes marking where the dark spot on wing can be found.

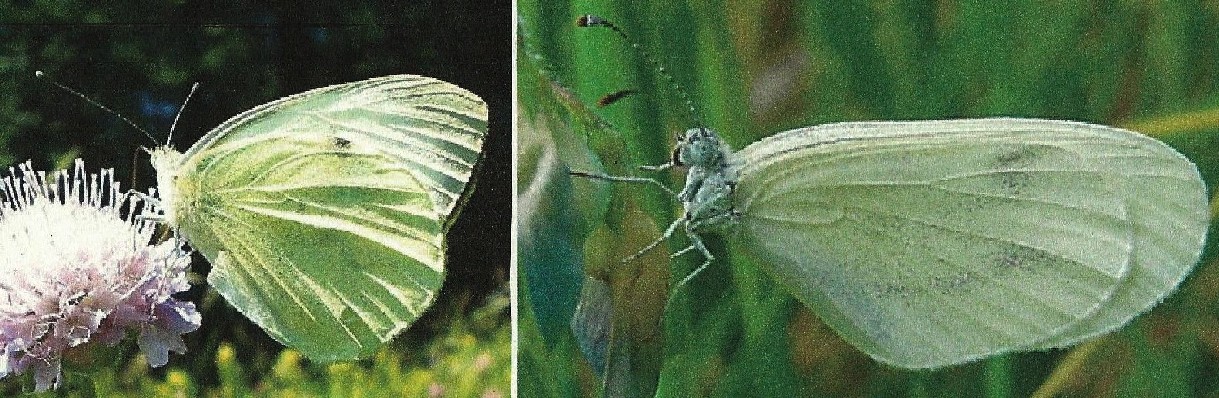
[873,282,916,300]
[327,136,357,158]
[995,145,1041,168]
[998,171,1032,193]
[991,145,1046,194]
[995,150,1025,167]
[930,272,976,295]
[993,246,1054,273]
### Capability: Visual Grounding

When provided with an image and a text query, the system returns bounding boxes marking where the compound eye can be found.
[686,129,701,143]
[692,127,711,141]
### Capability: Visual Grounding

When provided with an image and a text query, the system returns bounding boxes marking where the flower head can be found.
[0,159,198,391]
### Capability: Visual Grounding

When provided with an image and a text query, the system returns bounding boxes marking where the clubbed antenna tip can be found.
[576,14,610,28]
[571,14,704,127]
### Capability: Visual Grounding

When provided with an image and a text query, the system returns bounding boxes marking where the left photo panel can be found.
[0,2,510,396]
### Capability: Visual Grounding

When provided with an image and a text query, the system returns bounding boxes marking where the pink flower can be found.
[0,160,198,391]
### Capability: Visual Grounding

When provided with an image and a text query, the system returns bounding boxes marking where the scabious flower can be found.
[0,159,198,391]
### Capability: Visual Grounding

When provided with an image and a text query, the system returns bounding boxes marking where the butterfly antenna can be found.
[577,15,704,127]
[35,71,159,146]
[130,149,140,190]
[520,19,631,142]
[167,82,200,144]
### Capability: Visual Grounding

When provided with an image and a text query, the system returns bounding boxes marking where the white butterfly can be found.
[596,117,1208,368]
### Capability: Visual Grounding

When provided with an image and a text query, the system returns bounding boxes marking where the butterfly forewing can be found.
[729,118,1207,368]
[187,75,488,225]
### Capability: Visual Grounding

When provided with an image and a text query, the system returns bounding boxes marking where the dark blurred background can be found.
[1,1,509,395]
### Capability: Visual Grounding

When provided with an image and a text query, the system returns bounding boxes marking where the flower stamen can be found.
[0,159,199,392]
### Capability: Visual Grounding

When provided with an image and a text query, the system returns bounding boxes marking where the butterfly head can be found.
[675,127,729,169]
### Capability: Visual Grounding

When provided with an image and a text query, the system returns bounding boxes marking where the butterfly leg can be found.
[662,232,715,313]
[118,189,189,255]
[671,232,714,290]
[568,170,677,197]
[639,162,674,172]
[623,217,685,264]
[123,189,158,206]
[123,189,166,222]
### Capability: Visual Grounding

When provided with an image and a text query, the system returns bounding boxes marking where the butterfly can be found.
[149,75,488,361]
[604,117,1208,368]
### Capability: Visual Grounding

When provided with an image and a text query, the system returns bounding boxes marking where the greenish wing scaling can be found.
[186,75,489,225]
[169,75,488,361]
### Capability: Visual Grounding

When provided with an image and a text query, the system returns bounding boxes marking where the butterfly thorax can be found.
[148,146,187,227]
[676,127,739,234]
[684,170,738,234]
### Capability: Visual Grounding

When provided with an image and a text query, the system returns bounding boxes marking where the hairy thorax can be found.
[148,146,189,227]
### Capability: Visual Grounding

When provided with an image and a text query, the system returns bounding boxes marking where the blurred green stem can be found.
[1123,106,1219,136]
[984,355,1013,398]
[1030,338,1103,398]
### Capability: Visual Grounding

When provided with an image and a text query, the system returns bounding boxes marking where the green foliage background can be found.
[518,1,1219,397]
[0,1,510,396]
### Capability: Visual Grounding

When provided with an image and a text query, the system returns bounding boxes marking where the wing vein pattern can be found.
[730,118,1207,368]
[166,75,486,361]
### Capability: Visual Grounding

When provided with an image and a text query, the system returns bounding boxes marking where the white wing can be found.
[730,118,1207,368]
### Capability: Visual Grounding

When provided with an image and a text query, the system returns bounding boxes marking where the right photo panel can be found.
[517,2,1219,397]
